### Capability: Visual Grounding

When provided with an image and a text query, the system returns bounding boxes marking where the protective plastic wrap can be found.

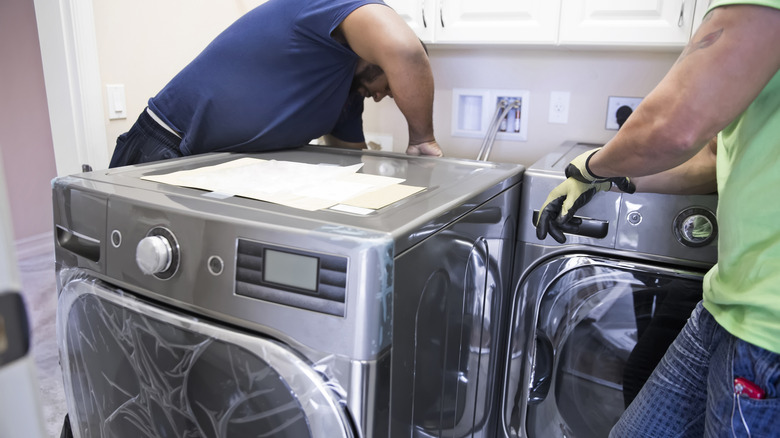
[56,268,354,438]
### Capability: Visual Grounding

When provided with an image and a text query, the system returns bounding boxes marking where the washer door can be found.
[504,255,705,438]
[57,275,355,438]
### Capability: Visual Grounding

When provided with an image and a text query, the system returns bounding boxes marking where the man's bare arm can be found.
[589,5,780,181]
[339,5,438,150]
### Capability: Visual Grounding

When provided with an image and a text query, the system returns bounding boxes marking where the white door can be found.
[559,0,698,47]
[437,0,560,43]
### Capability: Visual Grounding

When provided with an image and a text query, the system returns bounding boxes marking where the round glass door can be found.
[57,276,355,438]
[505,255,705,438]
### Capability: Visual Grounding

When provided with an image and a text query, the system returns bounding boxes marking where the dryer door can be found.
[57,273,355,438]
[504,255,705,438]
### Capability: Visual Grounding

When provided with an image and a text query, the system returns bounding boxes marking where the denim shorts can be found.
[109,109,183,168]
[610,302,780,437]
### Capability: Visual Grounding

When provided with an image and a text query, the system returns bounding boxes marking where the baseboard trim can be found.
[15,231,55,260]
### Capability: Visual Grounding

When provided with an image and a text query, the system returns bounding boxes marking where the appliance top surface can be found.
[60,146,523,235]
[527,140,603,175]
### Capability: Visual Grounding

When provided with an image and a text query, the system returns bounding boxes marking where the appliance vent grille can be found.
[235,239,347,317]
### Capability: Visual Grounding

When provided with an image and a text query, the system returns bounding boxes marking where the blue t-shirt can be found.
[147,0,385,155]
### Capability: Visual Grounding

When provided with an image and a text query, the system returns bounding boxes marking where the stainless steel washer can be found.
[53,146,524,438]
[501,142,717,438]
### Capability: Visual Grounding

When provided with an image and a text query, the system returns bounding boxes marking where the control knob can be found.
[673,207,717,248]
[135,227,179,279]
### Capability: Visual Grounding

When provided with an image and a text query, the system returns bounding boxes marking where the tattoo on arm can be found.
[677,28,723,63]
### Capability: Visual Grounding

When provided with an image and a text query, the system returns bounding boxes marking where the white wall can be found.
[92,2,679,168]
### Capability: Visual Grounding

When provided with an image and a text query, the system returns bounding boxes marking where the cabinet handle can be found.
[440,0,445,27]
[678,0,686,27]
[422,2,427,28]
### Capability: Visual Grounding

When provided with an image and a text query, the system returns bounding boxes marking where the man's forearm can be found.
[631,137,717,195]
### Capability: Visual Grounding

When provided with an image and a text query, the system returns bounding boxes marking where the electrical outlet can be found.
[549,91,570,124]
[606,96,643,130]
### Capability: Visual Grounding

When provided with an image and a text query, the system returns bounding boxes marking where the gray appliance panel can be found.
[518,141,717,266]
[59,146,523,253]
[391,183,520,438]
[53,148,524,363]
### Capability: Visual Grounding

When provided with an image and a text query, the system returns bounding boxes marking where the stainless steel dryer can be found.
[502,142,718,438]
[52,146,524,438]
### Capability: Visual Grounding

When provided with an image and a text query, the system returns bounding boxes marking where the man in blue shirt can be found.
[109,0,441,168]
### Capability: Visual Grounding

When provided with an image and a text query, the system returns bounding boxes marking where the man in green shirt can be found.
[536,1,780,435]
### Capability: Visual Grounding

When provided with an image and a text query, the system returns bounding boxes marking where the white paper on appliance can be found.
[141,157,424,211]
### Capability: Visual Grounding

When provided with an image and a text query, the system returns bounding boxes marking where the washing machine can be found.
[52,146,524,438]
[501,142,718,438]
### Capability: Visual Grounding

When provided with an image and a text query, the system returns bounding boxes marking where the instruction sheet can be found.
[141,157,425,211]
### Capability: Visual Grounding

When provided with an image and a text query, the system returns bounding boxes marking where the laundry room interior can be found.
[2,0,741,437]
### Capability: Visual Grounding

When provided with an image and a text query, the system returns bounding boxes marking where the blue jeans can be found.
[610,302,780,437]
[109,109,183,168]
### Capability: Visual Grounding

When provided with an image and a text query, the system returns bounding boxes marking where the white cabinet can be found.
[385,0,435,41]
[558,0,699,47]
[387,0,709,47]
[385,0,560,44]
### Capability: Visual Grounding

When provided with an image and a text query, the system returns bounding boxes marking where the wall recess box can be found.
[452,88,530,141]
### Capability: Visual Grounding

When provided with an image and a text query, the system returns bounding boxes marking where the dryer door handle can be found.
[528,332,554,405]
[532,211,609,239]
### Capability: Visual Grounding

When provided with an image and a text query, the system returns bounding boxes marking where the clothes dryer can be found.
[53,146,524,438]
[502,142,718,438]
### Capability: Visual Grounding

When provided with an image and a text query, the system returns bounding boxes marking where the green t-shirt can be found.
[702,0,780,354]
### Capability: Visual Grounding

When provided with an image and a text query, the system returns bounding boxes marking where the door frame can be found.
[33,0,108,176]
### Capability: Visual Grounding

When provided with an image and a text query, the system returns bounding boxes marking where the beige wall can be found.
[94,0,268,149]
[0,0,58,241]
[365,46,677,165]
[93,2,678,168]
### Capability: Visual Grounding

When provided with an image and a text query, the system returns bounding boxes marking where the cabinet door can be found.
[385,0,435,42]
[437,0,560,44]
[559,0,698,47]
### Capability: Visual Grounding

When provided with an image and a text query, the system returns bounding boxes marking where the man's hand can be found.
[406,140,443,157]
[566,148,636,194]
[535,178,611,243]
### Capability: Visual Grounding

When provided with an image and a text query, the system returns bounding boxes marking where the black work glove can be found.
[565,147,636,193]
[535,148,636,244]
[535,178,611,243]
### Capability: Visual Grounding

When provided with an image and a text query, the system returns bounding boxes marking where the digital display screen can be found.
[263,249,319,292]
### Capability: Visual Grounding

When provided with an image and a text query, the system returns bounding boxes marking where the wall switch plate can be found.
[606,96,643,130]
[106,84,127,120]
[549,91,570,124]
